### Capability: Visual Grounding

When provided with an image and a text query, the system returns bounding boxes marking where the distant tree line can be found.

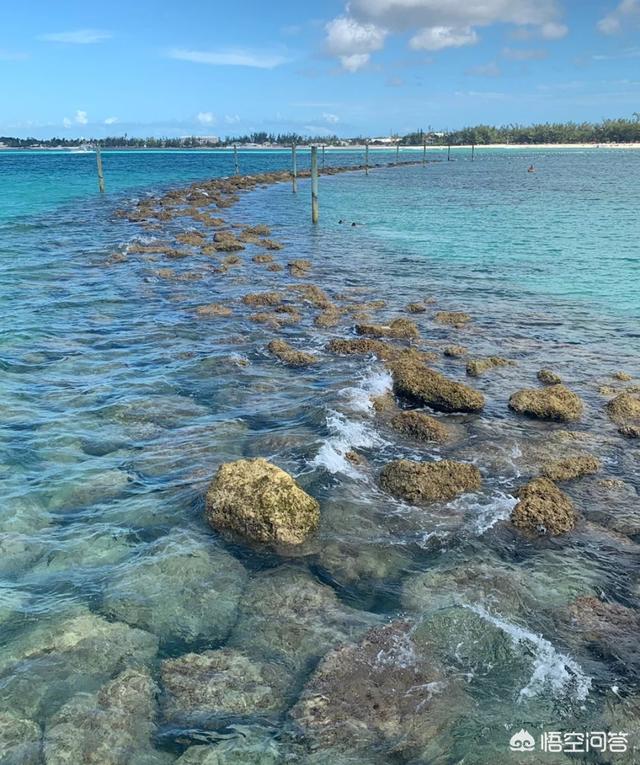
[402,116,640,146]
[2,115,639,149]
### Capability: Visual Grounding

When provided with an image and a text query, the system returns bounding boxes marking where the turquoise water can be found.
[0,149,639,763]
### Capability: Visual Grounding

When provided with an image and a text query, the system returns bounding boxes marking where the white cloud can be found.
[75,110,88,125]
[323,112,340,124]
[39,29,111,44]
[597,0,640,34]
[197,111,216,124]
[410,25,478,50]
[325,16,386,70]
[168,48,289,68]
[104,116,119,125]
[225,114,241,124]
[325,0,566,67]
[63,117,72,129]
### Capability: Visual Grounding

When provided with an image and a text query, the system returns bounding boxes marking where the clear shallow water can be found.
[0,149,639,763]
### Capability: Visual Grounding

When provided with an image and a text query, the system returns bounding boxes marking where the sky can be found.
[1,0,639,138]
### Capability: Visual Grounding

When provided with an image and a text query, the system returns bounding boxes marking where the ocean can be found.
[1,147,639,763]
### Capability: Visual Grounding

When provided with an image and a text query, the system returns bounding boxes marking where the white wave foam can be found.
[466,491,518,534]
[339,366,392,413]
[468,605,592,703]
[311,410,384,477]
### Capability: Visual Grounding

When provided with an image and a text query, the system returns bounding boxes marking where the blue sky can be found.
[1,0,639,138]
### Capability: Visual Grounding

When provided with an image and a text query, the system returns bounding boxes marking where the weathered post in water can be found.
[422,138,427,166]
[396,142,400,164]
[365,141,369,175]
[471,144,475,161]
[95,144,105,193]
[291,144,297,193]
[311,145,319,224]
[233,144,239,175]
[447,144,451,161]
[322,144,325,169]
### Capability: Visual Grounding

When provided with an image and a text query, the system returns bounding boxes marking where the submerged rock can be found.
[606,391,640,437]
[290,621,465,758]
[510,477,577,536]
[0,612,158,720]
[205,458,320,546]
[252,253,274,264]
[175,729,283,765]
[443,345,467,358]
[267,340,317,367]
[390,358,485,413]
[229,567,378,676]
[466,356,512,377]
[406,302,427,313]
[291,284,332,309]
[242,291,283,307]
[355,318,419,340]
[314,307,342,328]
[508,384,583,422]
[613,371,633,381]
[541,454,600,482]
[435,311,471,326]
[379,459,481,503]
[288,259,312,278]
[195,303,233,318]
[161,649,289,728]
[43,668,170,765]
[0,713,41,765]
[102,531,247,646]
[537,368,562,385]
[389,410,449,443]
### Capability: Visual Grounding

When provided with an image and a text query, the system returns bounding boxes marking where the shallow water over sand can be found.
[1,150,639,763]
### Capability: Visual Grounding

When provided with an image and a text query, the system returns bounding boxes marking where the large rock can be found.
[205,459,319,546]
[290,621,466,758]
[355,318,419,340]
[43,669,171,765]
[379,459,481,503]
[102,530,247,646]
[510,477,577,536]
[390,359,485,413]
[0,612,158,721]
[0,713,41,765]
[389,410,449,443]
[607,391,640,437]
[508,385,583,422]
[161,649,289,728]
[229,567,378,676]
[540,454,600,481]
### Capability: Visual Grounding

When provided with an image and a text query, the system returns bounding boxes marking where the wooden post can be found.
[396,142,400,164]
[311,145,319,224]
[291,144,297,193]
[422,138,427,166]
[365,141,369,175]
[95,144,105,193]
[471,144,475,161]
[233,144,239,175]
[322,144,325,169]
[447,144,451,161]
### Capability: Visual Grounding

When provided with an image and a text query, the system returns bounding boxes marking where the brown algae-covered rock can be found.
[242,291,283,307]
[0,713,41,765]
[391,359,485,413]
[195,303,233,318]
[161,649,289,727]
[508,384,583,422]
[389,411,449,443]
[356,318,419,340]
[267,340,317,367]
[290,621,465,757]
[613,371,633,381]
[443,345,467,358]
[291,284,332,308]
[315,308,342,328]
[435,311,471,326]
[288,259,312,277]
[466,356,512,377]
[205,458,320,546]
[537,368,562,385]
[541,455,600,482]
[252,253,274,264]
[379,459,481,503]
[607,391,640,437]
[406,302,427,313]
[511,477,577,536]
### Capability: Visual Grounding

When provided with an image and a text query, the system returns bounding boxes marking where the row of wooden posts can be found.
[94,142,476,224]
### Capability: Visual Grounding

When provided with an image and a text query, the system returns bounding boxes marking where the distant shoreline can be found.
[2,142,640,153]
